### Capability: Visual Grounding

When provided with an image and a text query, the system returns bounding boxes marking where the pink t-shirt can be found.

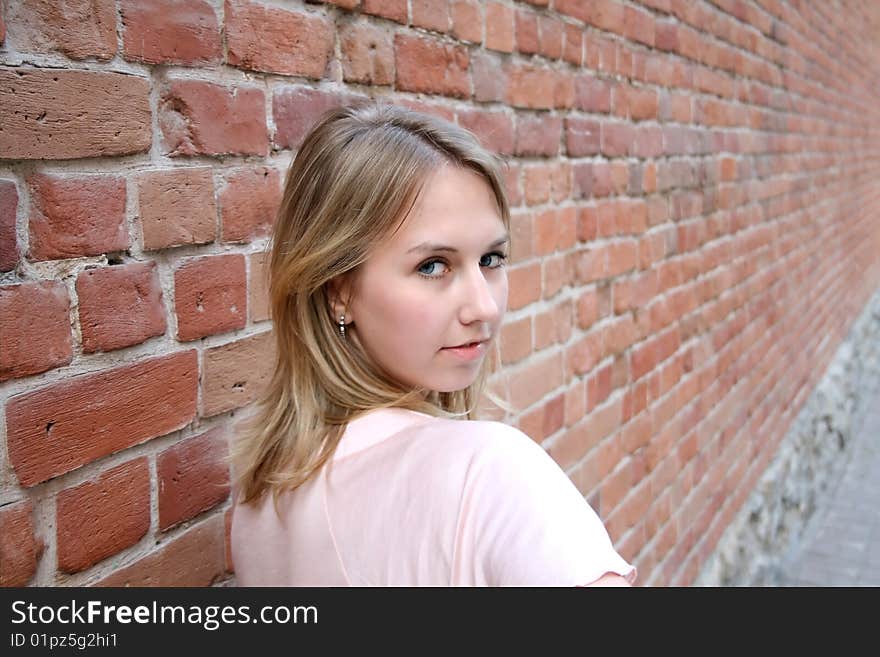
[231,407,636,586]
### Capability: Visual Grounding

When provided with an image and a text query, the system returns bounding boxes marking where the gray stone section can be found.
[695,286,880,586]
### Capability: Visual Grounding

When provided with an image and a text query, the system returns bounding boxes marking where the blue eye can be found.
[481,251,508,268]
[417,260,448,278]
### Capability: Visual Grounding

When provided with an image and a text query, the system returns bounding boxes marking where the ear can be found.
[327,273,355,324]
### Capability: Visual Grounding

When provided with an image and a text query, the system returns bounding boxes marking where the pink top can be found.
[231,407,636,586]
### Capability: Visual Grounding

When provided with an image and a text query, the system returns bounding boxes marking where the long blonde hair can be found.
[232,102,512,504]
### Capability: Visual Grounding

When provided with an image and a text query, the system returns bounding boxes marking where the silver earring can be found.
[338,313,346,339]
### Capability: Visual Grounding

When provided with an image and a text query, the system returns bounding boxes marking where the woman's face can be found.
[340,164,509,393]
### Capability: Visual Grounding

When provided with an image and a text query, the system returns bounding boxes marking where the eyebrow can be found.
[406,233,510,255]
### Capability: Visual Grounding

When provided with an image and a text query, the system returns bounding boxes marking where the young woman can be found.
[230,102,635,587]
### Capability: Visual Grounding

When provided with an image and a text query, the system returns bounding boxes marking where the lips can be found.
[446,339,488,349]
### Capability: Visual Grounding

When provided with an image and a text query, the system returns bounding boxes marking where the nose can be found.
[458,265,503,326]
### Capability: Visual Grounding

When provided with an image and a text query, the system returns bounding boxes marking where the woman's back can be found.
[232,408,635,586]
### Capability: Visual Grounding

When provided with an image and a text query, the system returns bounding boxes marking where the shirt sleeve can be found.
[453,422,636,587]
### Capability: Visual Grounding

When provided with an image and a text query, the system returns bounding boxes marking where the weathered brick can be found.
[138,168,216,251]
[5,0,116,61]
[507,262,541,311]
[565,117,601,156]
[76,262,167,354]
[56,458,150,573]
[0,281,72,382]
[174,255,247,341]
[0,68,151,160]
[0,499,43,586]
[601,122,634,158]
[362,0,407,24]
[158,428,230,531]
[0,180,19,271]
[121,0,221,65]
[574,74,611,113]
[500,316,532,365]
[249,252,271,322]
[486,1,515,53]
[457,108,515,155]
[394,34,470,98]
[472,50,506,103]
[515,114,562,157]
[220,167,281,244]
[226,0,333,78]
[27,173,127,261]
[451,0,482,44]
[340,20,394,86]
[159,79,268,157]
[6,351,198,487]
[506,64,556,110]
[516,9,539,55]
[412,0,449,32]
[563,22,583,65]
[93,515,226,587]
[273,86,357,150]
[538,15,564,60]
[201,331,275,417]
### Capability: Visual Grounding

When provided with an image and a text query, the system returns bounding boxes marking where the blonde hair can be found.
[232,102,512,504]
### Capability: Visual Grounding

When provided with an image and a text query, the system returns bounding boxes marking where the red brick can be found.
[510,352,563,409]
[515,114,563,157]
[534,209,558,255]
[543,394,565,437]
[486,1,515,53]
[76,262,167,354]
[362,0,407,24]
[249,252,271,322]
[577,206,597,242]
[0,499,43,586]
[0,281,72,382]
[516,9,539,55]
[451,0,483,43]
[220,167,281,243]
[500,316,532,365]
[554,0,591,22]
[0,180,19,271]
[56,458,150,573]
[457,108,515,156]
[202,331,275,417]
[412,0,449,32]
[538,15,564,59]
[566,331,602,376]
[6,351,198,487]
[0,68,151,160]
[273,86,358,150]
[394,34,470,98]
[563,22,583,65]
[159,79,268,157]
[565,117,600,156]
[507,262,541,311]
[121,0,220,65]
[472,51,509,104]
[25,174,127,261]
[574,74,611,113]
[158,428,230,531]
[624,4,655,46]
[340,20,394,85]
[94,515,227,587]
[138,168,216,251]
[601,122,634,158]
[6,0,116,61]
[226,0,333,78]
[174,255,247,341]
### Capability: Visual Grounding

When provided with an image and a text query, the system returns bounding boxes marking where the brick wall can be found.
[1,0,878,587]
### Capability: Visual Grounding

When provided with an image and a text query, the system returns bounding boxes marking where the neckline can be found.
[332,407,435,461]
